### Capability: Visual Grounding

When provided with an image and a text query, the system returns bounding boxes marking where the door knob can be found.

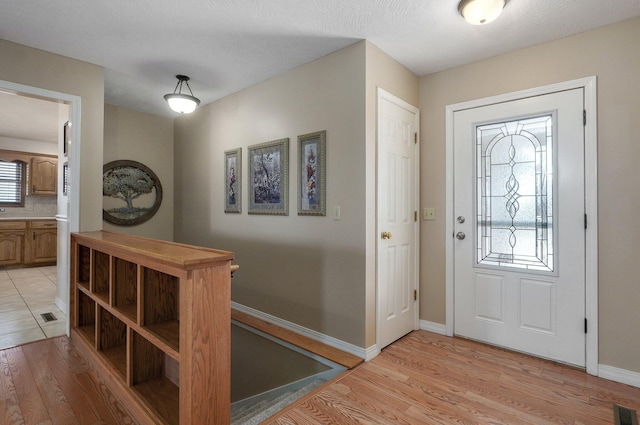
[381,231,392,240]
[455,231,466,240]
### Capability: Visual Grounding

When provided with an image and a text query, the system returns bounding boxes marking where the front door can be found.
[453,88,586,367]
[377,88,419,349]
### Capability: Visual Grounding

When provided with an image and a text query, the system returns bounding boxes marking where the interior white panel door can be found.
[377,89,419,349]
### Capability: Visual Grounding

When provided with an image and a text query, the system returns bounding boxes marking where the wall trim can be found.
[420,320,447,335]
[599,364,640,389]
[231,302,368,360]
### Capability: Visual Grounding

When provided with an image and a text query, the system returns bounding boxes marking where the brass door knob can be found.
[381,231,392,239]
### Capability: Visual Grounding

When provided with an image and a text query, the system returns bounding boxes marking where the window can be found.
[476,114,555,272]
[0,160,26,207]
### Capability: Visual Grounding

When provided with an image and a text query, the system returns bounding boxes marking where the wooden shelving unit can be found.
[70,231,233,425]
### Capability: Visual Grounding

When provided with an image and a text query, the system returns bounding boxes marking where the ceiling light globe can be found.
[164,93,200,114]
[458,0,505,25]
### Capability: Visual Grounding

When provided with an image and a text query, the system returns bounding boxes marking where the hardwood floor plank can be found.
[4,346,50,425]
[269,331,640,424]
[3,331,640,425]
[21,341,67,408]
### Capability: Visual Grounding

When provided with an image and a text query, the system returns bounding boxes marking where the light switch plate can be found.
[424,208,435,221]
[333,206,341,221]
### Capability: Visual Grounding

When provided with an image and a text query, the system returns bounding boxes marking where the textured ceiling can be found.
[1,0,640,142]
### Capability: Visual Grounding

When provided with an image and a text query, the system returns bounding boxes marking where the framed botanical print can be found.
[224,148,242,213]
[297,130,326,216]
[248,138,289,215]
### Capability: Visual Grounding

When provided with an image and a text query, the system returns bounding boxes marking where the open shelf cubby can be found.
[70,231,233,425]
[113,257,138,322]
[98,307,127,380]
[76,290,96,346]
[92,250,110,304]
[132,331,180,425]
[76,244,91,290]
[142,267,179,352]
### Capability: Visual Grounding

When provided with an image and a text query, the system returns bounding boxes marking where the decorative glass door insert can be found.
[475,114,555,272]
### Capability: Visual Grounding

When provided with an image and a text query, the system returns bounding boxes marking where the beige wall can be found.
[174,41,418,349]
[0,39,104,232]
[103,104,174,241]
[174,42,368,346]
[419,17,640,372]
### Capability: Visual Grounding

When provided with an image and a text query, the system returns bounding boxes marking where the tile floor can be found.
[0,266,66,350]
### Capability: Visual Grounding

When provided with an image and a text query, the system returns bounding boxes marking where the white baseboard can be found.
[231,302,367,360]
[420,320,447,335]
[55,296,68,316]
[599,364,640,388]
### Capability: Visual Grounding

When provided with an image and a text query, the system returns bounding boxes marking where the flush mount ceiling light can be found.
[164,75,200,114]
[458,0,505,25]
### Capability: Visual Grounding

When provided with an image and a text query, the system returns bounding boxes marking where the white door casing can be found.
[445,78,598,373]
[376,88,420,349]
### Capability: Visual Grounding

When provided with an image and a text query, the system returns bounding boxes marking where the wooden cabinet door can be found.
[0,232,24,266]
[29,221,57,264]
[31,156,57,195]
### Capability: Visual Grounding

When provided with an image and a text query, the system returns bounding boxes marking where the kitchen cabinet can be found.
[0,220,57,266]
[0,221,26,266]
[30,156,58,195]
[27,220,58,264]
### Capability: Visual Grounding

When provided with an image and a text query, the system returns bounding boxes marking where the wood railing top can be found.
[72,231,234,270]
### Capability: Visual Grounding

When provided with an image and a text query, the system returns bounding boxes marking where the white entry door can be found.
[453,88,586,367]
[377,88,419,349]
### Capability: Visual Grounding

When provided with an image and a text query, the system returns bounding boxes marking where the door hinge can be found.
[584,318,588,333]
[583,110,587,126]
[584,214,587,229]
[414,133,418,144]
[414,290,417,301]
[414,211,417,222]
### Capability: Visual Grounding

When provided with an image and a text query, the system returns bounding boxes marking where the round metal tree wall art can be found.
[103,160,163,225]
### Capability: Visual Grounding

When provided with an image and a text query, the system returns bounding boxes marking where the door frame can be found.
[0,79,82,326]
[376,87,420,349]
[444,77,598,375]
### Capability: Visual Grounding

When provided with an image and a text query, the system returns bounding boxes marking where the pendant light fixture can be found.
[164,75,200,114]
[458,0,505,25]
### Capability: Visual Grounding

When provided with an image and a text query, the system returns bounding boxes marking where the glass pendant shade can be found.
[164,93,200,114]
[164,75,200,114]
[458,0,505,25]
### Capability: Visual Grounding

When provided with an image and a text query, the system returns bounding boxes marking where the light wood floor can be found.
[0,336,138,425]
[265,331,640,424]
[2,331,639,424]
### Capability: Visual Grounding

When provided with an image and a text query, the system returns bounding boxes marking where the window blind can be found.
[0,160,24,204]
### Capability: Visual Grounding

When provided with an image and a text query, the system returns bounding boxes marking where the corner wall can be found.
[103,104,174,241]
[174,42,368,346]
[418,17,640,373]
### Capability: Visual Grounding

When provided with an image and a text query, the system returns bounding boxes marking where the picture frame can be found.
[224,148,242,213]
[297,130,326,216]
[248,138,289,215]
[102,160,163,225]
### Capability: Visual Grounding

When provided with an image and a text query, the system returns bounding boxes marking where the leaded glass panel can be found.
[476,115,554,272]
